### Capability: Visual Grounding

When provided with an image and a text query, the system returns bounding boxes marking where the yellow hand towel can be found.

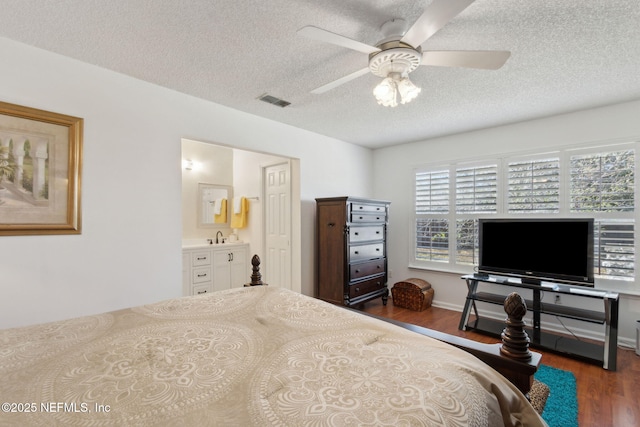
[214,199,227,223]
[230,197,249,229]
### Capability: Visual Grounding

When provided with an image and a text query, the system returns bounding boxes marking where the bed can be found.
[0,285,546,426]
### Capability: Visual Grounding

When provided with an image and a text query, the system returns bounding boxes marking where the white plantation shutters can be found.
[413,144,636,282]
[508,158,560,213]
[570,149,635,280]
[415,170,449,262]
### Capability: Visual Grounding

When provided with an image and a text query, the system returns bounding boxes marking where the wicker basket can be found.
[391,278,434,311]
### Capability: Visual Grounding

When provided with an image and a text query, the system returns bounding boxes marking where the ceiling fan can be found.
[297,0,510,107]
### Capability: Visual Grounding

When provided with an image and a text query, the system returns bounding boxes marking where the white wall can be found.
[0,37,373,328]
[373,99,640,347]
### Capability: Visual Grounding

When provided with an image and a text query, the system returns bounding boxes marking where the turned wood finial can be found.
[500,292,532,361]
[245,254,268,286]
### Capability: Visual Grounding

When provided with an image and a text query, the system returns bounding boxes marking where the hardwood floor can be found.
[358,298,640,427]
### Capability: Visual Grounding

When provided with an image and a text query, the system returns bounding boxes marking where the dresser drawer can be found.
[350,202,386,214]
[348,276,386,299]
[349,225,384,243]
[350,212,386,223]
[192,251,212,266]
[350,259,385,280]
[350,243,384,261]
[192,267,211,283]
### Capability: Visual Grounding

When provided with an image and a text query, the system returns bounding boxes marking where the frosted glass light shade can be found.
[397,77,421,104]
[373,77,398,107]
[373,74,420,107]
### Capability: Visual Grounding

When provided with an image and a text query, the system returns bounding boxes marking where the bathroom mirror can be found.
[197,183,233,228]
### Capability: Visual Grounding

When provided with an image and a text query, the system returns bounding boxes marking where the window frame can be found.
[411,142,638,288]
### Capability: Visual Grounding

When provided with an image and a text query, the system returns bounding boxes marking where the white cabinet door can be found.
[229,247,248,288]
[212,250,232,292]
[213,245,249,290]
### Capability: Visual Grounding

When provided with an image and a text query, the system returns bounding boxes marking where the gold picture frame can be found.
[0,101,82,235]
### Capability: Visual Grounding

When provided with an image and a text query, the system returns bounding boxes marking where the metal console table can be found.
[459,274,619,370]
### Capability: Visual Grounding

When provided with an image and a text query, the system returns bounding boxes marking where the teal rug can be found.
[534,365,578,427]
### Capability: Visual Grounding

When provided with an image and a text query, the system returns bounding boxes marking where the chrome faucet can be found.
[216,231,223,244]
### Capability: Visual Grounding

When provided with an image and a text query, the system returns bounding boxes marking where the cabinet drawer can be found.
[349,225,384,243]
[192,251,211,266]
[350,259,385,280]
[351,202,386,214]
[193,283,213,296]
[192,267,211,283]
[350,243,384,261]
[348,276,386,299]
[350,212,386,223]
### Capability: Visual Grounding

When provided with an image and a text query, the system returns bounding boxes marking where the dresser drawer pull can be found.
[355,287,360,292]
[197,290,208,294]
[196,256,207,260]
[355,269,360,273]
[197,273,208,278]
[354,251,359,254]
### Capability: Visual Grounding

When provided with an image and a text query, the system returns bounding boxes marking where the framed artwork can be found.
[0,101,83,235]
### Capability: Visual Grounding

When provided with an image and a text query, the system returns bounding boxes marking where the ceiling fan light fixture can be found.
[397,76,421,104]
[373,73,420,107]
[373,76,398,107]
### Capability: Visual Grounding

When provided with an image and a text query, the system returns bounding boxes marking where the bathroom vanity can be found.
[182,242,249,296]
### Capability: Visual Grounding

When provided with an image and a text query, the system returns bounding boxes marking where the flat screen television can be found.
[478,218,595,287]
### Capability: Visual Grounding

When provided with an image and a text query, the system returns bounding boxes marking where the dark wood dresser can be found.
[315,197,390,307]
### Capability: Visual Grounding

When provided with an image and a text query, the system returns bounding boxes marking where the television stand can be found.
[459,274,619,370]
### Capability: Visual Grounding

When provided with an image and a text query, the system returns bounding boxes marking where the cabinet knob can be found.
[355,287,360,292]
[328,222,335,227]
[354,251,359,254]
[355,269,360,273]
[354,232,359,235]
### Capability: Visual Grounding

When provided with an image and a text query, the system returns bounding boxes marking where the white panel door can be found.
[264,162,292,289]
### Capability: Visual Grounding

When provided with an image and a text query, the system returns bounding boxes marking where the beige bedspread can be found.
[0,286,546,426]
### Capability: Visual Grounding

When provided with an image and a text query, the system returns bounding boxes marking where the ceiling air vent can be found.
[258,93,291,108]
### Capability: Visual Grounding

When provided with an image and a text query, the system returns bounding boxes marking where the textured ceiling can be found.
[0,0,639,149]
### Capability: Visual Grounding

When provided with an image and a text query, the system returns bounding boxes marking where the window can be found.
[415,163,496,265]
[415,170,450,262]
[508,158,560,213]
[413,144,636,283]
[570,149,635,280]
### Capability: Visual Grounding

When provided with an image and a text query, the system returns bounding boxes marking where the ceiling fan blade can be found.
[421,50,511,70]
[297,26,380,54]
[401,0,475,48]
[310,67,371,94]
